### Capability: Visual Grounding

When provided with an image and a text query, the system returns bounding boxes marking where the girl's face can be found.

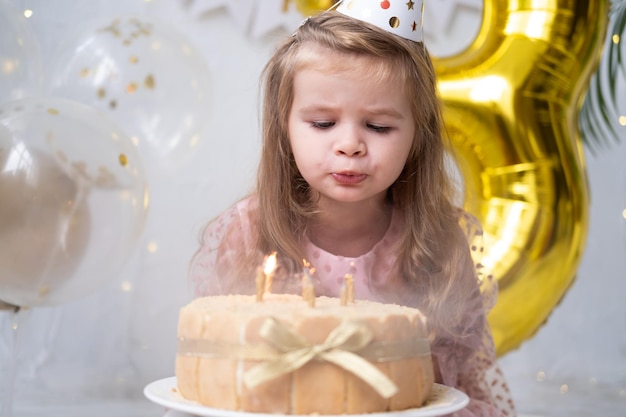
[288,51,415,209]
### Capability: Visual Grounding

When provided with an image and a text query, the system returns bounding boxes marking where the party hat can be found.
[336,0,424,42]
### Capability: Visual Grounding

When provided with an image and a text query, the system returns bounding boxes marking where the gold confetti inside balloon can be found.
[434,0,609,355]
[47,16,212,170]
[0,97,148,307]
[0,0,43,100]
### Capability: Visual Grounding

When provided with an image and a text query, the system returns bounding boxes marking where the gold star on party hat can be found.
[336,0,424,42]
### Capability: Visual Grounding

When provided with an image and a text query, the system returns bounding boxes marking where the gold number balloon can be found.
[435,0,609,355]
[287,0,336,16]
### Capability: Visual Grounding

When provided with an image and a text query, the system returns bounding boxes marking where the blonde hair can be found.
[253,12,481,340]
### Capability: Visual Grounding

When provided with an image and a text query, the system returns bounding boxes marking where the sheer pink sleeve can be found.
[453,321,516,416]
[458,211,497,311]
[188,197,260,297]
[448,212,516,417]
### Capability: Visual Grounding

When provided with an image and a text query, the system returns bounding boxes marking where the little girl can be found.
[190,3,516,416]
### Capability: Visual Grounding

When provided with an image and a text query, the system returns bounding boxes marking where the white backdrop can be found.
[1,1,625,416]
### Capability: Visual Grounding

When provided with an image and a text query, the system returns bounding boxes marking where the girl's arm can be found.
[451,211,516,417]
[453,321,516,417]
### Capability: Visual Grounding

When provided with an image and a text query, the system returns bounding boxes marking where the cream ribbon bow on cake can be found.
[244,317,399,399]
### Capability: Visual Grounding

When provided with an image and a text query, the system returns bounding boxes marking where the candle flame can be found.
[264,252,278,275]
[302,259,316,278]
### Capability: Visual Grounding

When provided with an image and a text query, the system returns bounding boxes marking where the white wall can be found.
[1,1,624,416]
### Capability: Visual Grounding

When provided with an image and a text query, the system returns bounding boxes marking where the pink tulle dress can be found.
[190,196,516,417]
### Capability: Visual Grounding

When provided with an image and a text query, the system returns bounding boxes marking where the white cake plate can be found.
[144,377,469,417]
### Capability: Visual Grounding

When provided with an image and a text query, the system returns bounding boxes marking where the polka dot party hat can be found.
[336,0,424,42]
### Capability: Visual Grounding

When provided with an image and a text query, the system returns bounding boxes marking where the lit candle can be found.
[340,280,347,306]
[255,266,265,302]
[344,261,355,303]
[302,270,316,307]
[263,252,277,294]
[301,259,316,307]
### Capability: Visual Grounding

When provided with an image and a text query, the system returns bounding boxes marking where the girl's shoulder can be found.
[200,194,259,250]
[222,194,258,218]
[213,194,258,224]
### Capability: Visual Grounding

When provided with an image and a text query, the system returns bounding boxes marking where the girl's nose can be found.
[334,126,367,157]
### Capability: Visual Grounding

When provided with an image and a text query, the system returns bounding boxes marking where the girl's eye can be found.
[311,121,335,129]
[367,124,391,134]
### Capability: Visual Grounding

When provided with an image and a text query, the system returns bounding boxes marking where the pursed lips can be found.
[331,171,368,184]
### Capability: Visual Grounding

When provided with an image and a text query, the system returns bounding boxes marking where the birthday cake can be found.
[175,293,434,414]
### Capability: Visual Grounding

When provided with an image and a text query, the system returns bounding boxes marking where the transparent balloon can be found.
[0,0,43,101]
[0,97,148,307]
[47,16,212,169]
